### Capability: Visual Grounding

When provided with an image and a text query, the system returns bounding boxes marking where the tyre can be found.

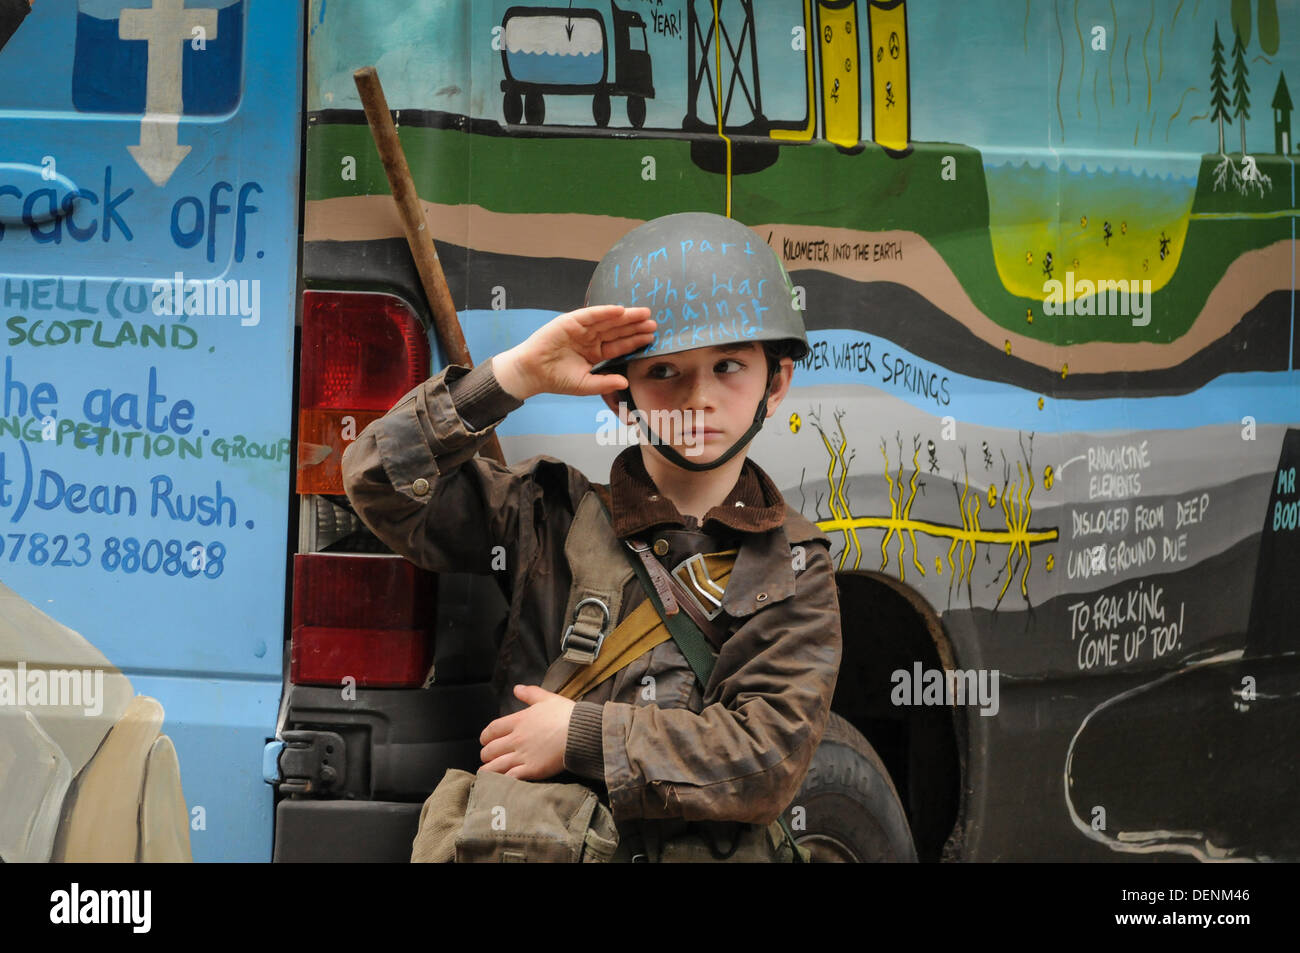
[784,712,918,862]
[627,94,646,129]
[593,92,611,127]
[524,92,545,125]
[502,91,522,125]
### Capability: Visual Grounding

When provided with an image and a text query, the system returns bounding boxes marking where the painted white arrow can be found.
[119,0,219,187]
[127,114,190,187]
[1056,453,1087,477]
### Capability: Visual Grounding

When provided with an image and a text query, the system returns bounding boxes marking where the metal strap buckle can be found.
[674,552,727,620]
[560,596,612,664]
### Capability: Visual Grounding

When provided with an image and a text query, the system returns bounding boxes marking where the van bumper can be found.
[273,799,424,862]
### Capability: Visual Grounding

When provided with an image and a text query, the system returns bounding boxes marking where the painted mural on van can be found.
[302,0,1299,860]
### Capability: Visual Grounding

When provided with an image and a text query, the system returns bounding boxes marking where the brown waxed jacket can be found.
[340,358,842,830]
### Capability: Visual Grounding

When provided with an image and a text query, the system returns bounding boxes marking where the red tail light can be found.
[297,290,430,494]
[291,554,437,687]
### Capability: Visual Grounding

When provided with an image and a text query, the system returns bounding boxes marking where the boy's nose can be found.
[681,371,715,410]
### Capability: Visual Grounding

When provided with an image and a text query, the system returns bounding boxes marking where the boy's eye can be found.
[716,359,744,373]
[646,364,678,379]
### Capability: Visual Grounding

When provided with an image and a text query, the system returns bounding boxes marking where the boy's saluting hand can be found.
[478,685,577,780]
[493,305,655,401]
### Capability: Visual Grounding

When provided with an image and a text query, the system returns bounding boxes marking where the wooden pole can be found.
[352,65,506,466]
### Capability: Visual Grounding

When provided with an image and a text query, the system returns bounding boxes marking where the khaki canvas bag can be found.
[410,768,619,863]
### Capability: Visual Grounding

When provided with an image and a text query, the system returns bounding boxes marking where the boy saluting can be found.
[342,212,842,861]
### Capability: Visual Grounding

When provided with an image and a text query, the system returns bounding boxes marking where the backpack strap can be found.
[553,597,673,701]
[550,551,741,701]
[540,490,638,691]
[543,489,741,698]
[622,537,719,692]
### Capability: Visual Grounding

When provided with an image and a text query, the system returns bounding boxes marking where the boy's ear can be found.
[764,358,795,418]
[600,387,631,422]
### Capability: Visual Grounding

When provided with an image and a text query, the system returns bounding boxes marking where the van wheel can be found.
[503,91,522,125]
[525,92,545,125]
[593,92,611,127]
[785,713,917,862]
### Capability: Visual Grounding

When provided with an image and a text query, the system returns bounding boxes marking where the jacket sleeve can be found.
[597,540,843,826]
[340,357,533,576]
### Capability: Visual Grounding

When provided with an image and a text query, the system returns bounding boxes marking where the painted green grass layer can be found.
[307,124,1294,346]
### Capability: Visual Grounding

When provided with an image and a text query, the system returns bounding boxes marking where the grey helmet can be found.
[585,212,809,471]
[587,212,809,370]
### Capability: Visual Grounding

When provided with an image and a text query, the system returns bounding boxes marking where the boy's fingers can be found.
[573,373,628,396]
[479,733,515,764]
[481,741,523,769]
[480,728,520,759]
[598,313,655,337]
[480,752,520,775]
[596,316,656,335]
[479,715,515,745]
[568,305,652,332]
[563,313,651,352]
[601,328,656,357]
[566,304,636,326]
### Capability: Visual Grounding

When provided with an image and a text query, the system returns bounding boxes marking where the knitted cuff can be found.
[563,700,606,782]
[447,355,524,432]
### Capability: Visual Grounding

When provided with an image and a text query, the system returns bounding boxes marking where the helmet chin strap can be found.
[617,370,777,473]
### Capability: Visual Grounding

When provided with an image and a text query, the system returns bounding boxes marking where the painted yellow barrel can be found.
[867,0,910,155]
[817,0,862,149]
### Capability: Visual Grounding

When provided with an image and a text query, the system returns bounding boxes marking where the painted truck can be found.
[499,2,655,127]
[2,0,1297,863]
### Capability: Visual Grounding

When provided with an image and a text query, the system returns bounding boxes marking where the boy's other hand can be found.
[478,684,577,781]
[493,305,655,400]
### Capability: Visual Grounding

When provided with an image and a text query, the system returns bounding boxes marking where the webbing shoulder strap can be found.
[540,490,638,693]
[592,497,717,689]
[625,541,719,689]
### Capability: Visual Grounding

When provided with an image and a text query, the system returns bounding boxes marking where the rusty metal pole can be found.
[352,65,506,465]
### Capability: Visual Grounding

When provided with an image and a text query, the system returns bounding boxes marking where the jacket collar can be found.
[604,445,788,539]
[599,446,826,620]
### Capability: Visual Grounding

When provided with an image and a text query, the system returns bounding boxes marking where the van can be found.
[3,0,1296,863]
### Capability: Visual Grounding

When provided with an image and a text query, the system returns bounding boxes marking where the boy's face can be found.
[602,341,794,467]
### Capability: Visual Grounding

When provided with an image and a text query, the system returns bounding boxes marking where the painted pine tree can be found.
[1231,27,1251,155]
[1210,22,1232,155]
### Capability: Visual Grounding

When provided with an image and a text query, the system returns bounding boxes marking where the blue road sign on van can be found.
[0,0,300,862]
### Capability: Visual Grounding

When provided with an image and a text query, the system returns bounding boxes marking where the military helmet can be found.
[586,211,809,373]
[584,212,808,471]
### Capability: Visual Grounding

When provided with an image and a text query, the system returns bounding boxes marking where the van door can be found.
[0,0,302,862]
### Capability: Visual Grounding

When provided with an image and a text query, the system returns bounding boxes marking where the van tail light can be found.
[291,554,436,687]
[297,290,430,495]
